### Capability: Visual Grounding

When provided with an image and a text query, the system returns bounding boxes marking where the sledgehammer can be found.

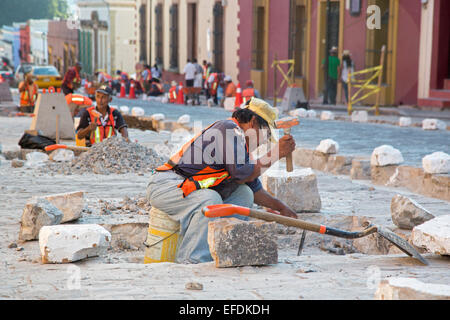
[275,116,299,172]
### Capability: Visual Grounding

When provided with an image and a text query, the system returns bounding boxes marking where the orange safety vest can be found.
[87,106,116,145]
[242,88,255,103]
[157,118,248,198]
[168,86,177,103]
[20,82,39,106]
[209,73,219,95]
[66,94,93,106]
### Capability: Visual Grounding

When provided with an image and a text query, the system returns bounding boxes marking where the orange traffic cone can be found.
[176,82,185,104]
[128,79,136,99]
[235,83,243,107]
[119,80,126,98]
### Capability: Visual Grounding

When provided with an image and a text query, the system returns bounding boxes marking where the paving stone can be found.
[320,111,335,121]
[391,195,435,230]
[371,145,404,167]
[131,107,145,116]
[351,111,369,123]
[411,215,450,256]
[375,278,450,300]
[49,148,75,162]
[11,159,25,168]
[262,168,321,213]
[398,117,412,127]
[422,152,450,174]
[208,218,278,268]
[19,198,63,241]
[422,119,446,131]
[39,224,111,263]
[43,191,85,223]
[351,158,371,180]
[289,108,307,118]
[316,139,339,154]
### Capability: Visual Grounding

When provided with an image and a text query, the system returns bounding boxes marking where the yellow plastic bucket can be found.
[144,207,181,263]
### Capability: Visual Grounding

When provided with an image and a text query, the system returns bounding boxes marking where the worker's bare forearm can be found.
[254,189,288,212]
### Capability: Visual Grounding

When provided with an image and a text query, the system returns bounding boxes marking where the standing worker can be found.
[242,80,261,104]
[18,73,39,113]
[61,62,82,95]
[76,84,129,146]
[339,50,354,104]
[207,70,220,106]
[146,98,298,264]
[183,59,196,89]
[322,46,340,105]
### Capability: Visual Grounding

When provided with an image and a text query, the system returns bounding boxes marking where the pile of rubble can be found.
[41,136,168,175]
[95,196,152,216]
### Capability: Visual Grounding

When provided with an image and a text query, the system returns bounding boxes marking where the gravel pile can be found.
[40,136,168,175]
[97,196,152,216]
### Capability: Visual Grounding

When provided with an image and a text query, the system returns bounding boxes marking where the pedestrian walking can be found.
[183,59,196,88]
[339,50,355,104]
[322,46,340,105]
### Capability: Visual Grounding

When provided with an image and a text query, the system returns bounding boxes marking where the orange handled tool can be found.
[45,144,89,152]
[202,204,428,265]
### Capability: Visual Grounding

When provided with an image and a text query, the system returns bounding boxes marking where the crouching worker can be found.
[146,98,297,264]
[76,84,129,146]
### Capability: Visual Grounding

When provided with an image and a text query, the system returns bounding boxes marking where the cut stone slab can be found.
[25,151,49,167]
[39,224,111,263]
[375,278,450,300]
[19,198,63,241]
[326,155,353,175]
[131,107,145,117]
[422,152,450,174]
[293,148,314,168]
[208,218,278,268]
[289,108,307,118]
[177,114,190,124]
[351,158,371,180]
[391,195,435,230]
[411,215,450,256]
[43,191,85,223]
[320,111,335,121]
[316,139,339,154]
[371,145,404,167]
[306,110,317,118]
[119,105,130,115]
[151,113,165,121]
[49,148,75,162]
[262,168,321,213]
[351,110,369,123]
[398,117,412,127]
[11,159,25,168]
[422,118,446,131]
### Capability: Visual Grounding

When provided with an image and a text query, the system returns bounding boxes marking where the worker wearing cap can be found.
[62,62,82,95]
[76,85,129,146]
[147,98,297,264]
[242,80,261,103]
[18,73,39,113]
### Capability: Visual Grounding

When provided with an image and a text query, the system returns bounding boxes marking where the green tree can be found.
[0,0,69,28]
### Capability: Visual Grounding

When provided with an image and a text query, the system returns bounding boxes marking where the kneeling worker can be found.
[76,84,129,146]
[147,98,297,264]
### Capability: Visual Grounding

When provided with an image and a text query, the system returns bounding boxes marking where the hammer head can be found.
[275,116,300,129]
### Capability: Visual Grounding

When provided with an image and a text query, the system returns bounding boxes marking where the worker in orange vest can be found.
[18,73,39,113]
[242,80,261,104]
[61,62,82,95]
[168,81,178,103]
[207,71,219,105]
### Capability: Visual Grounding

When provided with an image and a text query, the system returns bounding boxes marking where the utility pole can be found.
[323,0,331,104]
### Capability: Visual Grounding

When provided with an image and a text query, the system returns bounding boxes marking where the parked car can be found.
[30,65,63,89]
[14,63,34,84]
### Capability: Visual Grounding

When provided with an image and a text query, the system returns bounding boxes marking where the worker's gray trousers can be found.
[146,171,253,264]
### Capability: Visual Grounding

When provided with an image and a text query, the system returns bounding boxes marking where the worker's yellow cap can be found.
[244,97,279,143]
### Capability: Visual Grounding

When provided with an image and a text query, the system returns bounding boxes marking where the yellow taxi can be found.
[31,65,63,89]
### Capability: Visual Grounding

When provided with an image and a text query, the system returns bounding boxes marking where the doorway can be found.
[431,0,450,89]
[187,3,197,62]
[213,1,224,72]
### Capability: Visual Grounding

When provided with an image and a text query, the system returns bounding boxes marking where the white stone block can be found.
[161,96,169,104]
[43,191,85,223]
[119,105,130,115]
[411,215,450,256]
[398,117,412,127]
[422,152,450,174]
[25,152,49,167]
[131,107,145,117]
[351,110,369,123]
[49,148,74,162]
[316,139,339,154]
[306,110,317,118]
[39,224,111,263]
[320,111,335,121]
[262,168,321,213]
[422,119,446,131]
[151,113,165,121]
[370,145,404,167]
[177,114,191,125]
[375,278,450,300]
[289,108,308,118]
